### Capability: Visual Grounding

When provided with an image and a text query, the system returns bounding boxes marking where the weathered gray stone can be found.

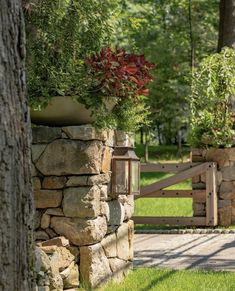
[101,233,117,258]
[105,130,115,147]
[40,245,58,254]
[35,210,43,229]
[192,183,206,189]
[219,206,232,226]
[63,186,100,218]
[45,227,58,239]
[108,200,125,231]
[61,131,69,139]
[109,258,132,282]
[62,125,107,141]
[36,139,103,175]
[205,149,230,168]
[222,166,235,181]
[35,230,50,241]
[37,272,50,289]
[100,202,110,220]
[227,148,235,161]
[219,200,231,208]
[191,148,207,156]
[193,202,206,216]
[123,195,134,221]
[62,262,79,289]
[41,213,50,229]
[49,271,63,291]
[232,201,235,223]
[116,223,132,261]
[80,243,112,288]
[32,127,61,143]
[118,195,128,204]
[32,144,47,162]
[35,247,51,273]
[45,208,64,216]
[116,224,130,260]
[50,216,107,246]
[66,176,88,187]
[34,190,62,208]
[41,236,69,247]
[32,163,39,177]
[192,175,200,184]
[193,202,206,211]
[101,147,112,173]
[100,185,108,201]
[127,220,134,259]
[115,131,134,147]
[38,287,50,291]
[220,192,235,200]
[220,181,235,194]
[42,176,67,189]
[217,171,223,185]
[32,177,41,190]
[200,173,206,183]
[50,247,75,272]
[87,173,111,185]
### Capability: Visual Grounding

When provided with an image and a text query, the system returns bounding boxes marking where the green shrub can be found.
[25,1,153,133]
[25,0,114,108]
[188,47,235,148]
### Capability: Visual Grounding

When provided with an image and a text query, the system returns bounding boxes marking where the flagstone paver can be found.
[134,233,235,271]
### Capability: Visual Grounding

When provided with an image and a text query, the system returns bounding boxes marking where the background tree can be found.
[111,0,219,144]
[218,0,235,51]
[0,1,34,290]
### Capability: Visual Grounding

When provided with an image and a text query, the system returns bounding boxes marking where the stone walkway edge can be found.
[135,228,235,234]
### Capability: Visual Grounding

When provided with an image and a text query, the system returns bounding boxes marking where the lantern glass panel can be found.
[114,160,129,194]
[131,161,139,193]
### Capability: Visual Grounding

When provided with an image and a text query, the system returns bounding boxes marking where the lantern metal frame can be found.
[111,146,140,196]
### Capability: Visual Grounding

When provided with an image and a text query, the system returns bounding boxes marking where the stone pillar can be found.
[32,125,134,290]
[191,148,235,226]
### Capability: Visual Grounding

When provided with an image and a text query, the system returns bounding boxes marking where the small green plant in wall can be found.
[189,47,235,148]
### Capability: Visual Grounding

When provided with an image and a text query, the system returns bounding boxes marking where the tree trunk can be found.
[0,1,34,290]
[218,0,235,51]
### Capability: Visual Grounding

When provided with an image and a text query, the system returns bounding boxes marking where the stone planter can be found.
[30,96,115,126]
[191,148,235,226]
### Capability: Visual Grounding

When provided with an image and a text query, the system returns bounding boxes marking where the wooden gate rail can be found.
[133,162,218,226]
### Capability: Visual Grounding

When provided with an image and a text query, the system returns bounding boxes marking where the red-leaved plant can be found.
[86,47,155,99]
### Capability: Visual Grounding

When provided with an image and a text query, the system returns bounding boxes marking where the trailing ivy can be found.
[189,47,235,148]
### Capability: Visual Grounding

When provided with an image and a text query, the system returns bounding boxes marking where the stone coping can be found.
[135,228,235,234]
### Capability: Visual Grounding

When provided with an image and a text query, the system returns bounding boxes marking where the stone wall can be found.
[191,148,235,226]
[32,125,134,290]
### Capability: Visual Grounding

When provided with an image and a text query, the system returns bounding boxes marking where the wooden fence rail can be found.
[133,162,218,227]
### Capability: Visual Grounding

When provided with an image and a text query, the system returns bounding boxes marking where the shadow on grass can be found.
[139,269,177,291]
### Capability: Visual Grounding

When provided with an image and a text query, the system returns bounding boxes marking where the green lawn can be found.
[100,268,235,291]
[134,143,193,229]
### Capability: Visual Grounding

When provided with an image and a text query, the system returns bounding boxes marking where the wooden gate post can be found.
[206,162,218,226]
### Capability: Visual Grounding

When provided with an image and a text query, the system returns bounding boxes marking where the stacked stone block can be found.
[32,125,134,290]
[191,148,235,226]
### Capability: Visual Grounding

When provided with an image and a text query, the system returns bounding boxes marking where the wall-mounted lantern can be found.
[111,147,140,196]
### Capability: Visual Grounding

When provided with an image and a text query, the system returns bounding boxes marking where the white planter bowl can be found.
[30,96,114,126]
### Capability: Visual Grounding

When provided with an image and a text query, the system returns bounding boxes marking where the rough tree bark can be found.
[218,0,235,51]
[0,1,34,290]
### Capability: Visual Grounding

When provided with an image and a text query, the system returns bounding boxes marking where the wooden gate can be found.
[133,162,218,226]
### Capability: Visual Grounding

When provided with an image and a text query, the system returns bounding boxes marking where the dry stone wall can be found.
[191,148,235,226]
[32,125,134,290]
